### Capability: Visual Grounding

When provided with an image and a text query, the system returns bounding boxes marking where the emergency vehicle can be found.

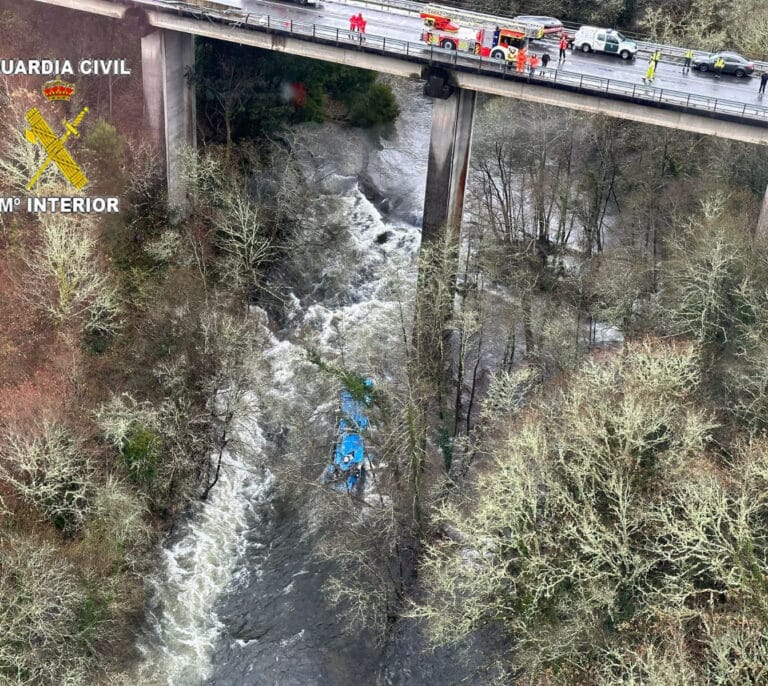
[419,5,543,62]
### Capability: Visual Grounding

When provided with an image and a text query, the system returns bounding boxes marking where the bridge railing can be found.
[258,16,768,124]
[142,1,768,126]
[153,0,768,70]
[333,0,768,65]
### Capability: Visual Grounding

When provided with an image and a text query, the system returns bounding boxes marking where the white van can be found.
[572,26,637,60]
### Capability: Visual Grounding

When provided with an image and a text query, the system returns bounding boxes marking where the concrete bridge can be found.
[33,0,768,235]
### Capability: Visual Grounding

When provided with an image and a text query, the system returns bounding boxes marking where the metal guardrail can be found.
[147,0,768,70]
[136,0,768,127]
[292,0,768,68]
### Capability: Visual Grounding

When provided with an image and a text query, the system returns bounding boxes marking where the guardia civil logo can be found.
[0,71,121,215]
[25,78,89,190]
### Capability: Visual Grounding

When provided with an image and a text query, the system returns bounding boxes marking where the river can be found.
[132,77,462,685]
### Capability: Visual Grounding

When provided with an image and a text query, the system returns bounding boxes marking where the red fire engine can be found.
[419,6,543,62]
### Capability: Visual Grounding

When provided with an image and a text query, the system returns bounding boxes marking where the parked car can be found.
[513,15,563,36]
[572,26,637,60]
[692,51,755,77]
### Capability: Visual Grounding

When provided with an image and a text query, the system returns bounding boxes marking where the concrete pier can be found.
[422,86,477,244]
[141,29,196,210]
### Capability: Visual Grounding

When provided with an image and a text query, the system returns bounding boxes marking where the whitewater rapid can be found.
[132,78,430,685]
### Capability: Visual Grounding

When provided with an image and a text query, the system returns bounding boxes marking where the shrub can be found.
[83,119,126,194]
[0,535,94,684]
[348,82,400,127]
[0,423,94,535]
[121,425,160,486]
[82,475,152,572]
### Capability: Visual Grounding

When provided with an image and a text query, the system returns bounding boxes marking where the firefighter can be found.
[516,47,527,73]
[528,53,539,77]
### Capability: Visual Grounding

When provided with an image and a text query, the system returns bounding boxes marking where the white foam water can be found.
[134,395,273,686]
[132,79,428,684]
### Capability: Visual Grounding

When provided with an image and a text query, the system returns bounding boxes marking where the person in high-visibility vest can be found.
[558,34,568,62]
[643,59,656,84]
[714,55,725,78]
[683,48,693,73]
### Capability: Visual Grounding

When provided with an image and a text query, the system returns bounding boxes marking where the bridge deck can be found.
[31,0,768,144]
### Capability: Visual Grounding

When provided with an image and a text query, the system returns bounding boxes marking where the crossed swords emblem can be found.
[24,106,89,190]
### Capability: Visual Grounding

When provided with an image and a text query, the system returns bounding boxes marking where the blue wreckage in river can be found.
[322,381,374,495]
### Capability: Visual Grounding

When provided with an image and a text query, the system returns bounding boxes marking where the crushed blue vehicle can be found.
[322,380,373,495]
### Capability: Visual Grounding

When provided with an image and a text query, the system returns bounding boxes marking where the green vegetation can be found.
[2,0,768,683]
[83,119,126,195]
[191,39,400,148]
[76,583,115,650]
[308,349,376,404]
[348,82,401,127]
[120,425,160,486]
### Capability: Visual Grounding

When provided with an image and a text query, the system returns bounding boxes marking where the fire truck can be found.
[419,5,543,61]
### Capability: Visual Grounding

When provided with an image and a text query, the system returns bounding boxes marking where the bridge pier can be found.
[414,75,477,395]
[141,29,196,210]
[422,77,477,244]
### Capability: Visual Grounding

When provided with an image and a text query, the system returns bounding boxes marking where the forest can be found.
[0,0,767,684]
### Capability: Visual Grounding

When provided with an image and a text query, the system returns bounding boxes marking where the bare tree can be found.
[0,535,93,684]
[318,495,404,644]
[23,213,121,337]
[0,86,59,196]
[409,340,768,683]
[94,389,206,508]
[197,309,262,499]
[641,0,768,56]
[661,195,758,352]
[82,475,152,573]
[0,421,94,534]
[213,189,272,297]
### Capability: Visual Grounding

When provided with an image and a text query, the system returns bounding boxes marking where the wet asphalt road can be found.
[240,0,764,106]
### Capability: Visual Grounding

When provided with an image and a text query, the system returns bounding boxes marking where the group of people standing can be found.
[511,33,565,76]
[652,48,768,93]
[348,13,366,37]
[511,49,555,76]
[507,34,767,96]
[642,49,662,83]
[514,49,538,74]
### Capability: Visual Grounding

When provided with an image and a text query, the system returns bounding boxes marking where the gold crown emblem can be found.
[42,78,75,102]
